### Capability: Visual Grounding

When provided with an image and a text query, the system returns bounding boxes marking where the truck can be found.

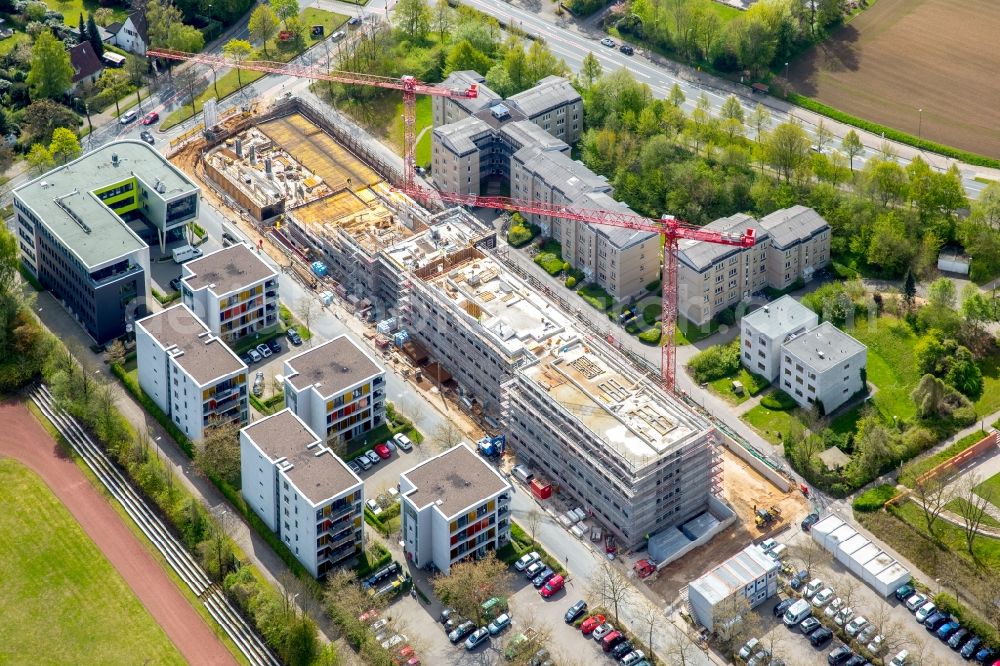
[477,435,506,458]
[172,245,202,264]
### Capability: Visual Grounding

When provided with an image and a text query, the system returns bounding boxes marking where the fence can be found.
[886,431,999,508]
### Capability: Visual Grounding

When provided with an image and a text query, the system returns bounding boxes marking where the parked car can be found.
[801,512,821,531]
[915,602,936,623]
[347,459,362,474]
[532,568,554,588]
[798,617,821,635]
[444,614,465,632]
[895,584,915,601]
[438,608,455,624]
[622,650,645,666]
[948,629,970,649]
[906,593,928,611]
[962,636,983,658]
[974,646,995,663]
[464,627,489,650]
[248,349,262,363]
[286,328,303,345]
[540,574,564,597]
[366,450,380,466]
[600,37,615,47]
[141,111,159,125]
[120,109,138,125]
[924,612,950,631]
[592,623,615,641]
[565,600,587,623]
[221,231,239,247]
[774,598,795,618]
[170,277,183,291]
[347,16,361,25]
[393,432,413,451]
[371,618,389,633]
[374,443,392,459]
[140,130,155,145]
[601,630,624,652]
[846,616,869,637]
[812,588,835,607]
[888,650,909,666]
[611,641,634,660]
[828,646,854,664]
[580,614,606,635]
[937,621,961,641]
[824,598,844,618]
[381,634,406,650]
[857,624,877,644]
[810,628,834,647]
[355,455,371,470]
[843,656,866,666]
[748,652,773,666]
[867,634,885,655]
[768,544,788,560]
[515,551,541,571]
[834,607,854,626]
[252,370,264,396]
[256,343,272,358]
[267,339,281,354]
[790,570,809,590]
[448,622,475,644]
[524,561,545,580]
[619,44,634,55]
[739,638,761,660]
[487,613,511,635]
[359,609,378,624]
[804,579,824,599]
[365,498,382,515]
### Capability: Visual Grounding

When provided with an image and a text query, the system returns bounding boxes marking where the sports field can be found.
[0,458,184,664]
[789,0,1000,157]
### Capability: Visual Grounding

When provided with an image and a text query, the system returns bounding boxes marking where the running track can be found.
[0,401,236,665]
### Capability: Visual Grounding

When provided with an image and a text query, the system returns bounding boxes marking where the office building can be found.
[779,321,867,413]
[282,336,386,444]
[688,545,780,630]
[740,295,818,381]
[241,409,364,576]
[136,304,248,441]
[399,443,512,574]
[181,243,280,342]
[13,141,199,342]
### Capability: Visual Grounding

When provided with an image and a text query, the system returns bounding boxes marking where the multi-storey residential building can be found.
[181,243,279,342]
[432,71,501,129]
[688,545,780,631]
[760,205,831,290]
[240,408,364,576]
[13,141,199,342]
[505,336,721,551]
[740,295,818,381]
[399,443,512,574]
[407,246,575,416]
[505,75,583,144]
[136,304,248,440]
[779,321,867,413]
[282,336,386,444]
[677,207,831,326]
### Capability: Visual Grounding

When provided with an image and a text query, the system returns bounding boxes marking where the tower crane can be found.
[146,48,757,391]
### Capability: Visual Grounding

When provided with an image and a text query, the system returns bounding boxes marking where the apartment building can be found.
[779,321,867,413]
[181,243,279,342]
[136,304,248,441]
[241,409,364,576]
[505,337,721,550]
[506,75,583,144]
[688,544,780,631]
[399,443,512,574]
[406,246,576,416]
[740,295,818,381]
[677,207,831,326]
[282,336,386,444]
[13,141,199,342]
[432,71,501,129]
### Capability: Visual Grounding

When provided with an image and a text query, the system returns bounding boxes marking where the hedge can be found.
[509,522,565,575]
[112,363,194,457]
[934,593,1000,651]
[353,542,392,578]
[852,484,897,512]
[787,93,1000,169]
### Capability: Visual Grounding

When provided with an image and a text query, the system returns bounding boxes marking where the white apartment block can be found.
[779,321,867,413]
[740,296,818,381]
[399,443,512,575]
[678,207,831,326]
[181,243,279,342]
[136,304,248,441]
[688,545,780,631]
[282,336,386,444]
[240,409,364,577]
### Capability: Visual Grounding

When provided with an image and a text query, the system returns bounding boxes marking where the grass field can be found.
[788,0,1000,157]
[709,368,769,405]
[44,0,128,27]
[0,459,184,664]
[0,32,30,57]
[899,429,987,487]
[846,316,920,420]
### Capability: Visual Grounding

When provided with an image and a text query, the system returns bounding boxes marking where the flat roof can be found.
[783,321,866,372]
[520,339,706,465]
[14,140,197,268]
[434,116,493,155]
[401,443,510,517]
[137,304,245,385]
[182,243,277,295]
[689,545,779,606]
[242,408,320,462]
[284,335,383,397]
[382,212,481,272]
[742,295,817,340]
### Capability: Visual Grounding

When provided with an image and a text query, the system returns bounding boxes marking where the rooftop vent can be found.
[818,350,825,359]
[763,306,770,313]
[111,153,119,166]
[156,180,167,194]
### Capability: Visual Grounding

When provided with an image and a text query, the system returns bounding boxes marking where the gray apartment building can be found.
[677,206,831,326]
[13,141,200,342]
[431,71,658,300]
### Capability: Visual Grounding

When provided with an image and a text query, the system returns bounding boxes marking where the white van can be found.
[172,245,202,264]
[782,599,811,626]
[119,109,138,125]
[512,465,534,484]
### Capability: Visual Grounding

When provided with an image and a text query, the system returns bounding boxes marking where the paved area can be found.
[0,401,235,665]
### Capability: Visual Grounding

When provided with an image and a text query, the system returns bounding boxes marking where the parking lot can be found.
[754,528,966,666]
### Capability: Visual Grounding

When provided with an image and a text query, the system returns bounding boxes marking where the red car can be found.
[141,111,159,125]
[580,614,606,635]
[540,574,564,598]
[374,443,391,459]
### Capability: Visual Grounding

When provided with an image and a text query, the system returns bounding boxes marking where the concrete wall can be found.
[719,435,794,492]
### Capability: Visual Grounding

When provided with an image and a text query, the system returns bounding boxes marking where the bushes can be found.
[507,223,537,247]
[852,484,897,512]
[760,390,798,411]
[534,251,565,276]
[688,340,740,383]
[638,324,662,345]
[565,276,577,288]
[934,593,1000,651]
[112,363,194,457]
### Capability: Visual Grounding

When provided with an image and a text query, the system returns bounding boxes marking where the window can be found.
[757,362,765,371]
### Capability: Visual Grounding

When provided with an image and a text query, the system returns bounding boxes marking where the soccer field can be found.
[0,458,184,664]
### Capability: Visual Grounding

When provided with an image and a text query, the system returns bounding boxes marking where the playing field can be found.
[0,458,184,665]
[789,0,1000,157]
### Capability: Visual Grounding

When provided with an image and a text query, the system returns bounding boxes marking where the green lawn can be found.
[894,500,1000,567]
[45,0,128,27]
[578,282,613,311]
[845,316,921,421]
[0,32,30,57]
[0,459,184,664]
[742,401,804,444]
[945,498,1000,529]
[973,352,1000,416]
[161,9,349,130]
[675,316,720,345]
[709,368,770,406]
[389,95,433,168]
[974,470,1000,509]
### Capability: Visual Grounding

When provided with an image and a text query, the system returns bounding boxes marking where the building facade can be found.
[759,205,831,290]
[399,443,512,574]
[688,545,780,631]
[740,296,818,381]
[779,321,867,413]
[181,243,279,342]
[241,409,364,576]
[13,141,200,342]
[136,304,248,441]
[282,336,386,444]
[107,10,147,55]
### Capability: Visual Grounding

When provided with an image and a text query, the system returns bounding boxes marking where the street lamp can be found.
[784,62,790,96]
[918,108,923,140]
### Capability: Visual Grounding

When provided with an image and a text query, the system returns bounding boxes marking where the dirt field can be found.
[649,450,810,600]
[789,0,1000,157]
[0,401,235,665]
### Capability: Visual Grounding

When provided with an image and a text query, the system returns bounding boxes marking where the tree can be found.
[957,473,992,553]
[903,269,917,308]
[668,82,686,108]
[863,158,907,207]
[168,23,205,54]
[433,420,464,451]
[525,507,541,544]
[104,339,127,367]
[720,94,744,125]
[762,121,810,181]
[294,296,315,345]
[432,0,453,43]
[842,129,863,173]
[93,7,114,26]
[913,474,953,537]
[586,562,630,623]
[394,0,430,42]
[249,5,279,57]
[87,13,104,57]
[485,64,513,98]
[525,40,565,85]
[432,552,511,625]
[195,420,241,487]
[713,593,760,656]
[749,103,770,143]
[97,67,132,119]
[662,621,699,665]
[444,40,492,77]
[580,51,602,89]
[146,0,184,49]
[175,66,200,117]
[866,212,914,275]
[78,12,87,43]
[272,0,299,28]
[814,119,832,152]
[49,128,81,165]
[794,537,831,578]
[223,39,253,90]
[927,277,957,310]
[26,144,54,174]
[852,413,895,480]
[27,33,73,100]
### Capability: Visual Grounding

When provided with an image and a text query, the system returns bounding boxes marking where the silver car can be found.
[366,450,381,465]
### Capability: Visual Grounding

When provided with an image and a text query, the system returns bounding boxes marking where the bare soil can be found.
[788,0,1000,157]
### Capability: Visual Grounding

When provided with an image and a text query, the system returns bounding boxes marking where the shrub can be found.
[507,224,534,248]
[760,390,799,411]
[852,484,897,512]
[933,593,1000,650]
[638,324,662,345]
[687,340,740,383]
[534,252,564,276]
[565,276,577,288]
